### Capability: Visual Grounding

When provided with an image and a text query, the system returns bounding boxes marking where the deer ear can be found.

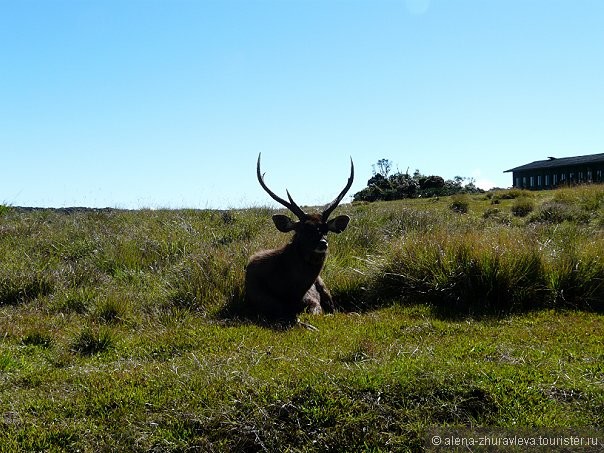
[272,214,297,233]
[327,215,350,233]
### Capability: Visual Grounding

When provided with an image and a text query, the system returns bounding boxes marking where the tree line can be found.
[353,158,483,202]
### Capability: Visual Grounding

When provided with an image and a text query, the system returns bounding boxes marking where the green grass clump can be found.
[373,229,546,315]
[0,187,603,450]
[511,197,535,217]
[70,327,114,355]
[531,200,591,224]
[449,195,469,213]
[21,330,53,348]
[490,188,528,200]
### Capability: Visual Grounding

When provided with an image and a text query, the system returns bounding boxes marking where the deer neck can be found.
[285,241,327,271]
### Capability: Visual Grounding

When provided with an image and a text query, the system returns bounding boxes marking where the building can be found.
[504,153,604,190]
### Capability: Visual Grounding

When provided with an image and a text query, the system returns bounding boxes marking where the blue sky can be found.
[2,0,603,209]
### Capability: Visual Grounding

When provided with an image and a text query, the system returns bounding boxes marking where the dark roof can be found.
[504,153,604,173]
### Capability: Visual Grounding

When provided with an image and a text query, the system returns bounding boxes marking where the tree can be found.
[353,159,483,202]
[372,158,392,177]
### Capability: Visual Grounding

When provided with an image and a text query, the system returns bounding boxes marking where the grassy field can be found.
[1,186,604,451]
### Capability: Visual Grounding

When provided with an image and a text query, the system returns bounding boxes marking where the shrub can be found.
[531,201,591,224]
[353,162,483,202]
[491,188,526,200]
[482,207,500,219]
[511,198,534,217]
[482,208,511,225]
[449,196,469,214]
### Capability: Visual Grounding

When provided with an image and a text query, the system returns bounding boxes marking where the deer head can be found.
[256,153,354,258]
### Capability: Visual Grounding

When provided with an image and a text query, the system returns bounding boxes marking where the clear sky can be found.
[2,0,603,209]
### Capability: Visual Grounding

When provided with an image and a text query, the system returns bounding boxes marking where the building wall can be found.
[512,164,604,189]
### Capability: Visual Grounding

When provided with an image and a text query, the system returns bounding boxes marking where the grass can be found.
[1,187,604,451]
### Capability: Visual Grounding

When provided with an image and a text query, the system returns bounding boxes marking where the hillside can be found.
[1,187,603,451]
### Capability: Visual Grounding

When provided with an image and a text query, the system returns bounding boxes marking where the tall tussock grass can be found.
[366,227,603,315]
[371,229,547,315]
[1,186,603,320]
[339,189,604,315]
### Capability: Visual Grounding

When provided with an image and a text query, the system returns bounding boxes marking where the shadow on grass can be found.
[214,267,604,326]
[217,286,303,331]
[330,273,604,321]
[154,377,499,451]
[0,273,54,306]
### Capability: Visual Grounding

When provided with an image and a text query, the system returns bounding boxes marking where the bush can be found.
[511,198,534,217]
[353,162,483,202]
[449,196,469,214]
[531,201,591,224]
[482,207,500,219]
[482,207,511,225]
[491,188,526,201]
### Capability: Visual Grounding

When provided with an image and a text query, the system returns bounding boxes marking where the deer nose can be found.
[316,238,328,251]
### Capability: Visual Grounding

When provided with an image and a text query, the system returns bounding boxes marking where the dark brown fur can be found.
[244,155,354,325]
[245,214,341,322]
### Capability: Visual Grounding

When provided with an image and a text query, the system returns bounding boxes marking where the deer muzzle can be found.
[314,238,329,254]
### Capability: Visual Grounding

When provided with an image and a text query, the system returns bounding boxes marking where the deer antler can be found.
[322,157,354,221]
[257,153,307,220]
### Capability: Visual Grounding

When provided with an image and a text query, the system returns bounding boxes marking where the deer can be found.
[244,153,354,327]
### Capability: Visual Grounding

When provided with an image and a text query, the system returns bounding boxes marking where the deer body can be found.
[245,238,331,321]
[244,155,353,324]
